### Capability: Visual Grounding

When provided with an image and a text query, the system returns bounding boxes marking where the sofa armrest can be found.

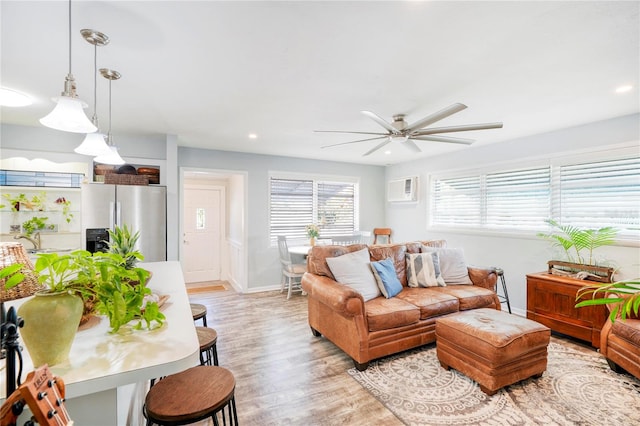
[468,266,498,291]
[301,272,365,317]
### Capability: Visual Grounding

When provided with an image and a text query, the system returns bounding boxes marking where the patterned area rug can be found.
[348,337,640,425]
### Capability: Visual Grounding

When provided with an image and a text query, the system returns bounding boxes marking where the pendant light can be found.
[74,29,111,156]
[39,0,96,133]
[94,68,125,165]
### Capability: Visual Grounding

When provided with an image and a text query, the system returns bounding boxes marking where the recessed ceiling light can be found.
[384,150,391,155]
[248,133,258,139]
[615,85,633,93]
[0,87,32,107]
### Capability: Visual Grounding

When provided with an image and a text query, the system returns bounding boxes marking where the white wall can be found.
[178,147,386,291]
[386,113,640,316]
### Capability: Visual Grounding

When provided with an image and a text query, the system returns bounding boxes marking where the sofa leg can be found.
[353,360,369,371]
[310,327,322,337]
[606,358,626,374]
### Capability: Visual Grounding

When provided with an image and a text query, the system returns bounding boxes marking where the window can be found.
[430,154,640,239]
[269,176,358,244]
[558,158,640,231]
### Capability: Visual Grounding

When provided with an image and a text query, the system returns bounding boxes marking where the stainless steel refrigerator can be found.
[81,183,167,262]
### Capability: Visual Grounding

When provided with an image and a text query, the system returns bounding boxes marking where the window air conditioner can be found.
[387,176,418,202]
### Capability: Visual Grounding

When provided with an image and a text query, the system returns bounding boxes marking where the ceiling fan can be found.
[316,103,503,156]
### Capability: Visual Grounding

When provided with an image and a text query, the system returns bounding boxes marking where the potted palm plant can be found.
[537,219,618,282]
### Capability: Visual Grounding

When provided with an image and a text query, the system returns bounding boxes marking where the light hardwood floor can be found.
[187,288,403,426]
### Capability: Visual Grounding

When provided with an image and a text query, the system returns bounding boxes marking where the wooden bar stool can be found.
[197,326,219,366]
[144,365,238,426]
[190,303,208,327]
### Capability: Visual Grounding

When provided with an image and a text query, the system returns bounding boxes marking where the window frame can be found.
[268,171,360,246]
[428,145,640,245]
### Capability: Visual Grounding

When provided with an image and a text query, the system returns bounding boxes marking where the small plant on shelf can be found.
[55,197,74,224]
[22,216,55,236]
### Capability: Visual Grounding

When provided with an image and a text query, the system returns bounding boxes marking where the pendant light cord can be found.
[107,79,112,145]
[92,43,98,123]
[67,0,72,75]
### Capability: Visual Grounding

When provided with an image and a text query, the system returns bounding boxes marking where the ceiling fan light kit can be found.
[318,102,503,156]
[39,0,96,134]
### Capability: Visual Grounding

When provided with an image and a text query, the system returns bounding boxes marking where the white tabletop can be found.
[0,260,200,400]
[288,245,312,255]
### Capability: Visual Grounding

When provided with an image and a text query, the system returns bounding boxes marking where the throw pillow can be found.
[326,248,381,301]
[406,252,445,288]
[370,257,403,298]
[421,246,473,285]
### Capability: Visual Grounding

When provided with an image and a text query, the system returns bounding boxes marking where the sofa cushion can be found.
[396,288,459,319]
[370,257,403,298]
[429,286,498,310]
[421,246,473,285]
[406,252,446,287]
[326,247,381,301]
[307,244,368,279]
[369,244,408,286]
[365,297,421,331]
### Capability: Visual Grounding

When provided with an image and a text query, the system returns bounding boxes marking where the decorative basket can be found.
[104,173,149,186]
[0,242,44,302]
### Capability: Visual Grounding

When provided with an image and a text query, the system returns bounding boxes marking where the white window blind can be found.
[430,154,640,239]
[559,157,640,234]
[269,178,313,242]
[432,176,481,226]
[317,182,355,237]
[486,167,550,229]
[269,177,357,244]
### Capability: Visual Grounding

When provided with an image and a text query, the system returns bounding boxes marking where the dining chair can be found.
[373,228,392,244]
[331,235,363,245]
[277,236,307,299]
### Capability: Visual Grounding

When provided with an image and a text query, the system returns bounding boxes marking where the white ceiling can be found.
[1,1,638,166]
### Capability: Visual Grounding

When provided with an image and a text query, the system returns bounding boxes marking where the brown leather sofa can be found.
[301,240,500,370]
[600,306,640,379]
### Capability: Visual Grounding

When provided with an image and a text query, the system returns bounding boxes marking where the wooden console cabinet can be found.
[526,272,608,348]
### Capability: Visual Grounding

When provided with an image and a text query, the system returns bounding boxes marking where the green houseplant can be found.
[72,251,164,332]
[537,219,618,281]
[107,224,143,269]
[576,278,640,322]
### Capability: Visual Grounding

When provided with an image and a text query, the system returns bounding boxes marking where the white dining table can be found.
[288,245,313,256]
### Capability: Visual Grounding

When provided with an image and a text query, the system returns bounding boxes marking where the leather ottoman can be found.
[435,308,550,395]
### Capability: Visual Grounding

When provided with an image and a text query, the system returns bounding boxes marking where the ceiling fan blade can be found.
[363,139,392,156]
[404,139,422,153]
[321,136,388,149]
[361,111,400,134]
[411,135,474,145]
[405,103,467,133]
[314,130,389,136]
[413,122,503,135]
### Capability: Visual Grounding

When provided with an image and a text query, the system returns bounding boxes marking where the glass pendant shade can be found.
[74,132,110,156]
[94,145,125,165]
[40,95,97,133]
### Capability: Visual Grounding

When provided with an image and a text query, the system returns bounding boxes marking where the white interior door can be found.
[183,188,222,283]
